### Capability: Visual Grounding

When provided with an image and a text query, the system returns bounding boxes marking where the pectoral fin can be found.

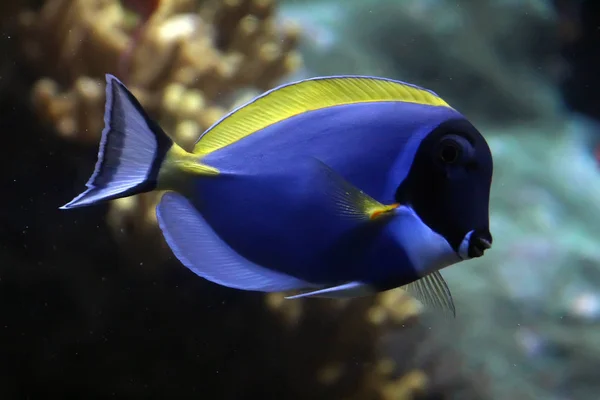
[156,192,311,292]
[402,271,456,317]
[309,158,398,221]
[285,281,374,299]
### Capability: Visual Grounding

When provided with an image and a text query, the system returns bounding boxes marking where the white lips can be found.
[479,238,492,249]
[458,230,474,259]
[458,231,492,259]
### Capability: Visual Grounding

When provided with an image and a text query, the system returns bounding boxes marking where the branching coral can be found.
[17,0,302,258]
[19,0,302,146]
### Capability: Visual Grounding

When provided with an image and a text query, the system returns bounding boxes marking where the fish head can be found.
[393,118,494,261]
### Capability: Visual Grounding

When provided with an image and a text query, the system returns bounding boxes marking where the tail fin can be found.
[61,74,174,210]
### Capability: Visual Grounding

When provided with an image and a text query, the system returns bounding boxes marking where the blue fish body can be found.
[61,74,494,313]
[192,102,463,284]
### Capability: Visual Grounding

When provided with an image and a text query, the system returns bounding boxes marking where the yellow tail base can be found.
[157,144,220,191]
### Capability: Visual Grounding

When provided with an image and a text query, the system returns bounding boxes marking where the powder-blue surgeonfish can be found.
[61,74,494,316]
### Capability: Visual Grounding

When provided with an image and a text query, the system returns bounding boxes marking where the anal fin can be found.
[156,192,311,292]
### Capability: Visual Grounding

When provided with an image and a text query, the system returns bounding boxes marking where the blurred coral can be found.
[553,0,600,123]
[16,0,302,259]
[1,60,482,397]
[19,0,302,146]
[264,289,490,400]
[291,0,562,126]
[2,1,493,398]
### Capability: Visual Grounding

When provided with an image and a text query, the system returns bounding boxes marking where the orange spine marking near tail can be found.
[370,203,399,220]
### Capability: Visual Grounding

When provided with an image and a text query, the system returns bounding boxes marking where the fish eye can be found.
[438,138,462,164]
[436,134,474,165]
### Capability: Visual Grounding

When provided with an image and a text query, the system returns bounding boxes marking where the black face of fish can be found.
[395,118,493,258]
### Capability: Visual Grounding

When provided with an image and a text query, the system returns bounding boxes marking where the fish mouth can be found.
[468,232,492,258]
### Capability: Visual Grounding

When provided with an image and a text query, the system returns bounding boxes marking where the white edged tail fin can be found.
[61,74,173,209]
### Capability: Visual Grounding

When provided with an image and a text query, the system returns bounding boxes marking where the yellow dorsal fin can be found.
[193,76,452,155]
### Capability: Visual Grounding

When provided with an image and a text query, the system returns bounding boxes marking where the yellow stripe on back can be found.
[193,76,452,155]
